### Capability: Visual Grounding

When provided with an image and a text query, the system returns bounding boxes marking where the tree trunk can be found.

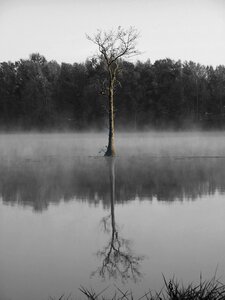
[105,85,116,156]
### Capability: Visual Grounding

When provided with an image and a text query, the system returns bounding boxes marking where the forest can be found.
[0,53,225,130]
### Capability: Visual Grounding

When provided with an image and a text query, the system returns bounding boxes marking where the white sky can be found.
[0,0,225,67]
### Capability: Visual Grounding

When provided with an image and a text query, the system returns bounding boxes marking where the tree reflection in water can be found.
[92,158,145,282]
[2,156,225,211]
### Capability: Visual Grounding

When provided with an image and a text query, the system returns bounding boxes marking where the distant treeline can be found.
[0,53,225,130]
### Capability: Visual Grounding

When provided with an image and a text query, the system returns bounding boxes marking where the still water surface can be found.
[1,132,225,300]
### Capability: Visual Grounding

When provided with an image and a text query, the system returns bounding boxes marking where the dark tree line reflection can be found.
[1,156,225,211]
[92,158,144,282]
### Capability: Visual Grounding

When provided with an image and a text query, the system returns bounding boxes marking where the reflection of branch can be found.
[92,158,144,283]
[92,230,144,282]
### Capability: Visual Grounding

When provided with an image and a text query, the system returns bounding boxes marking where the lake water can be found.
[1,132,225,300]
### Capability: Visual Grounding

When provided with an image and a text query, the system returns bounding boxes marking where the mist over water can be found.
[2,131,225,158]
[1,132,225,300]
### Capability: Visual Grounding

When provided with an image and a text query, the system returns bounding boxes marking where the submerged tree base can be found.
[104,145,116,157]
[104,150,116,157]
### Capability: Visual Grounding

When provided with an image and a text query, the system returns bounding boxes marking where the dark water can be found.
[1,133,225,300]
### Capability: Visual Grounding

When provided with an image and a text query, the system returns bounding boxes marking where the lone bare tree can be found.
[87,27,140,156]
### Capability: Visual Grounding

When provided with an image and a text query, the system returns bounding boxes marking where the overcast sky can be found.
[0,0,225,67]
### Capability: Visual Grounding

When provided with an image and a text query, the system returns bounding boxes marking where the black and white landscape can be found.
[1,1,225,300]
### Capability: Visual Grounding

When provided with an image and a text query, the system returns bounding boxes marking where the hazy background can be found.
[0,0,225,67]
[1,0,225,131]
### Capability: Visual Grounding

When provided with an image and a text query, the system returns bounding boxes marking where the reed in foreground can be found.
[78,275,225,300]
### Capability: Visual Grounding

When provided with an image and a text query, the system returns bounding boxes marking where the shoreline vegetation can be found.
[1,53,225,131]
[50,275,225,300]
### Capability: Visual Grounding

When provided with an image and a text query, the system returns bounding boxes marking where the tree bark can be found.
[105,83,116,156]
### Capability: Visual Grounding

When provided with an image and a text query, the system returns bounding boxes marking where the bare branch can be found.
[86,27,140,67]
